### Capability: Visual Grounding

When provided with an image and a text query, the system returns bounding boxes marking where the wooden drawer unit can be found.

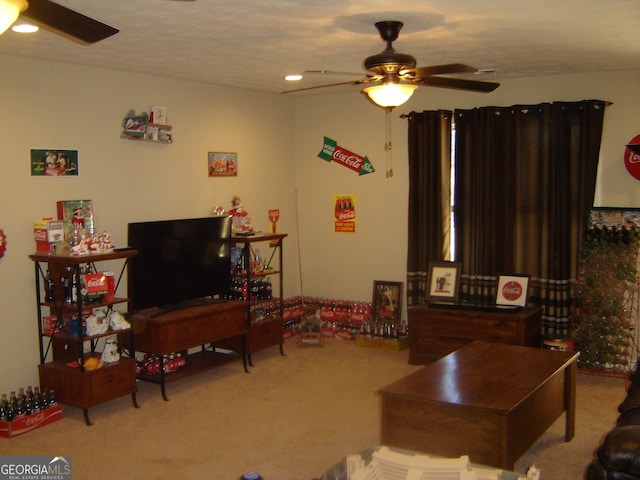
[39,358,137,409]
[134,301,246,355]
[408,304,542,364]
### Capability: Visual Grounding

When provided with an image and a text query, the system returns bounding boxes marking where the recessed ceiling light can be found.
[475,69,497,75]
[12,23,39,33]
[284,74,303,81]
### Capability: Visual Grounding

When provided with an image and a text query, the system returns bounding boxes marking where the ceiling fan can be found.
[283,20,500,108]
[0,0,119,44]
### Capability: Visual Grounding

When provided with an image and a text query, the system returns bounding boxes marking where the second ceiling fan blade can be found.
[416,75,500,92]
[23,0,119,44]
[403,63,478,77]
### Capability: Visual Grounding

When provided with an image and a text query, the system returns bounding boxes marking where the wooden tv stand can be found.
[408,304,542,364]
[130,300,247,400]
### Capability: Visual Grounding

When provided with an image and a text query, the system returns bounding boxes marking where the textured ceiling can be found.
[1,0,639,96]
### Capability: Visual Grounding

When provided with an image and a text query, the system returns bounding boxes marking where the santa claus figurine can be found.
[229,196,254,235]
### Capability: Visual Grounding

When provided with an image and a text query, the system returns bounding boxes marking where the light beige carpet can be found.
[0,338,628,479]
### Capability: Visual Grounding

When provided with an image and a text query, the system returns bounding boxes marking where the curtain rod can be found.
[399,100,613,119]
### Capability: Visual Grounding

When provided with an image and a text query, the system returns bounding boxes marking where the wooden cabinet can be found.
[408,304,542,364]
[29,249,139,425]
[131,300,247,400]
[230,233,287,364]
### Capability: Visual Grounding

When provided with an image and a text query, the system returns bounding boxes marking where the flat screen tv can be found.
[127,216,232,313]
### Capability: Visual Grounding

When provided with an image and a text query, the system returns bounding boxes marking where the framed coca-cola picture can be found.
[372,280,403,322]
[495,273,530,307]
[208,152,237,177]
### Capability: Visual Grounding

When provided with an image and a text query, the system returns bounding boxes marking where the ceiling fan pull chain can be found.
[385,108,393,177]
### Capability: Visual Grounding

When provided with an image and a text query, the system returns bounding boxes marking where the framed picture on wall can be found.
[372,280,403,322]
[495,273,530,307]
[208,152,237,177]
[426,261,461,302]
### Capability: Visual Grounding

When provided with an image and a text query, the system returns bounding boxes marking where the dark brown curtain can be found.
[406,110,452,306]
[454,100,606,336]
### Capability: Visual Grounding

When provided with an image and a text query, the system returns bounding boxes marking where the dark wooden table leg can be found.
[564,359,577,441]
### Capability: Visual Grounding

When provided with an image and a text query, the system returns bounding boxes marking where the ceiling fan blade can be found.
[304,70,365,77]
[281,78,373,94]
[415,75,500,92]
[403,63,478,77]
[23,0,119,44]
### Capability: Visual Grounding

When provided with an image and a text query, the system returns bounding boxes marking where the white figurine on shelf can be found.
[229,195,255,235]
[99,231,115,252]
[88,233,101,253]
[109,310,130,330]
[86,310,109,336]
[101,338,120,363]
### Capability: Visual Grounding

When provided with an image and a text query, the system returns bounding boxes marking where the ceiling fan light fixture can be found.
[363,83,417,108]
[0,0,27,35]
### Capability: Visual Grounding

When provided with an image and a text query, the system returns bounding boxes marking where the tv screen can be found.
[127,216,232,312]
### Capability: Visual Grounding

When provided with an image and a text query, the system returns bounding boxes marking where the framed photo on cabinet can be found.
[495,273,530,307]
[426,261,461,302]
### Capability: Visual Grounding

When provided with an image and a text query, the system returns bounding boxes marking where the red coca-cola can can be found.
[104,271,116,301]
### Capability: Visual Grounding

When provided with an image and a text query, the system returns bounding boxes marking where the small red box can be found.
[0,405,63,438]
[41,315,58,335]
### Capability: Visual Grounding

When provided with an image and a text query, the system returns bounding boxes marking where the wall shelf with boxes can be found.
[120,107,172,143]
[120,123,173,143]
[228,233,287,365]
[29,249,139,426]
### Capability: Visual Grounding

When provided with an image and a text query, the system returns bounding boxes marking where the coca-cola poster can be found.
[30,149,79,176]
[318,137,375,175]
[334,195,356,233]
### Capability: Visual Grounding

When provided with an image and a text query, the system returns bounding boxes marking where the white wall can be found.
[1,52,638,394]
[292,69,640,304]
[0,55,298,392]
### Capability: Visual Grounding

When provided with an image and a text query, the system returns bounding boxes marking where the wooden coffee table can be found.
[378,340,579,470]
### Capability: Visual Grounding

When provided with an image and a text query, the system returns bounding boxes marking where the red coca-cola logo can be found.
[25,412,47,426]
[501,281,523,301]
[337,210,355,221]
[624,134,640,181]
[86,278,105,287]
[332,147,364,172]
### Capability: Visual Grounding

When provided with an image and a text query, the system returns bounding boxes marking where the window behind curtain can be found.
[407,101,606,337]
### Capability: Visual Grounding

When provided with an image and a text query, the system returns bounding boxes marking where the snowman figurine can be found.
[101,338,120,363]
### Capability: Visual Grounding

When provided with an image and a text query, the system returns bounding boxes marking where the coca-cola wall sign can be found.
[0,228,6,260]
[318,137,375,175]
[334,195,356,233]
[624,133,640,181]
